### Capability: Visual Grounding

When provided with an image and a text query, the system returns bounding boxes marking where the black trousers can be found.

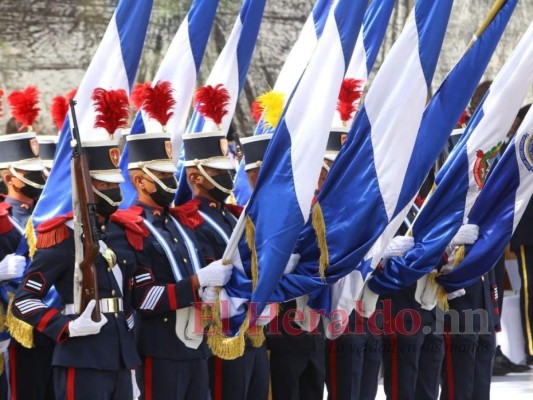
[269,345,325,400]
[440,331,495,400]
[9,342,55,400]
[209,344,269,400]
[515,245,533,357]
[54,366,132,400]
[382,330,444,400]
[325,328,381,400]
[138,356,208,400]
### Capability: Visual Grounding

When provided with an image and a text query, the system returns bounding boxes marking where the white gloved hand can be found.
[450,224,479,247]
[0,254,26,280]
[0,339,11,352]
[419,270,439,311]
[197,259,233,287]
[361,284,379,318]
[200,286,218,304]
[447,288,466,300]
[414,274,429,306]
[284,253,301,274]
[383,236,415,259]
[68,300,108,337]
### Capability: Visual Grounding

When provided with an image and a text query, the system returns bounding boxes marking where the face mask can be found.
[18,171,46,200]
[94,187,123,219]
[205,172,234,203]
[148,176,178,208]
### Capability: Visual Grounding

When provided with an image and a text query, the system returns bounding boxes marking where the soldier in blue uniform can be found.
[321,129,382,400]
[0,132,55,399]
[126,132,233,400]
[11,139,143,399]
[182,131,266,400]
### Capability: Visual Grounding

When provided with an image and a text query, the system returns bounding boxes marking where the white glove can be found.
[200,286,218,304]
[197,259,233,287]
[447,288,466,300]
[419,270,439,311]
[68,300,108,337]
[284,253,301,274]
[450,224,479,247]
[0,254,26,280]
[0,339,11,352]
[361,284,379,318]
[383,236,415,259]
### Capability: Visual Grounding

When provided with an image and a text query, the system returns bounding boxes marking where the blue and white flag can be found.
[234,0,333,205]
[219,0,368,339]
[33,0,153,225]
[437,106,533,292]
[175,0,266,204]
[268,0,453,310]
[369,14,530,295]
[119,0,219,207]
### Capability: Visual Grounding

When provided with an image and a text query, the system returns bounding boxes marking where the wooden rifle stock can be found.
[70,100,101,322]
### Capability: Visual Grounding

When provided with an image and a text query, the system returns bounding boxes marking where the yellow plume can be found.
[257,91,284,130]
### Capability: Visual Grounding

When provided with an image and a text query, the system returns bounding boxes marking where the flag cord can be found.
[312,202,329,280]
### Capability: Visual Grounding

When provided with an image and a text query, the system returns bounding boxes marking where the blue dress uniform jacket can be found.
[12,215,141,370]
[131,202,210,361]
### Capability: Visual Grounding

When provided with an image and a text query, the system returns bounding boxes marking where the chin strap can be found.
[142,167,178,194]
[92,186,122,207]
[9,167,45,189]
[195,163,232,194]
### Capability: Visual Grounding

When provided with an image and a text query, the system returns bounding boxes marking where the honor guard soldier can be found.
[11,137,145,399]
[0,132,55,399]
[182,131,250,400]
[321,128,382,400]
[126,132,232,400]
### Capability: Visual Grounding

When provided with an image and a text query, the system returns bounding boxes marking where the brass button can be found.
[107,267,112,272]
[222,211,226,216]
[111,289,116,296]
[183,259,188,264]
[114,312,118,319]
[165,218,169,224]
[481,276,485,282]
[163,317,168,322]
[173,238,178,243]
[101,225,106,231]
[123,259,127,265]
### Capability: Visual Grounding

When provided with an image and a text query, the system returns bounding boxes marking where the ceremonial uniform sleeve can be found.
[12,241,73,343]
[131,252,200,314]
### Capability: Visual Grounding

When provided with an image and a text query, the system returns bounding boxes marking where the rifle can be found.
[70,99,101,322]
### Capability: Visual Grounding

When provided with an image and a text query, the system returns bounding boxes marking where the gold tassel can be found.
[247,325,265,348]
[6,294,35,349]
[436,284,449,312]
[312,202,329,280]
[0,353,4,376]
[207,292,250,360]
[452,245,465,267]
[245,215,259,291]
[25,217,37,260]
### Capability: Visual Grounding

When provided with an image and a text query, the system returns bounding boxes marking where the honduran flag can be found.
[437,106,533,292]
[369,13,530,295]
[175,0,266,204]
[329,0,395,129]
[33,0,153,225]
[266,0,453,309]
[119,0,219,207]
[233,0,333,205]
[214,0,368,349]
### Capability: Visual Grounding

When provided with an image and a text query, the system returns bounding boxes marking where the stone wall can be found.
[0,0,531,136]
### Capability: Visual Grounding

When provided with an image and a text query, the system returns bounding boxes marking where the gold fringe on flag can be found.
[427,271,449,312]
[25,217,37,260]
[207,294,250,360]
[6,293,34,349]
[245,215,259,290]
[452,244,466,267]
[312,202,329,280]
[247,325,265,348]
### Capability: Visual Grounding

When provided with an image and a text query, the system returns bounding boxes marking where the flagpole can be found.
[465,0,506,51]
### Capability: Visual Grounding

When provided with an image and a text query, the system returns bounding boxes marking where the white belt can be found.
[64,298,123,315]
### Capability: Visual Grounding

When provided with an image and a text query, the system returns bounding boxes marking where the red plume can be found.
[66,88,77,101]
[91,88,130,138]
[143,81,176,128]
[7,86,41,131]
[51,95,69,131]
[194,84,230,126]
[0,89,4,118]
[251,100,262,122]
[130,82,152,111]
[336,78,364,125]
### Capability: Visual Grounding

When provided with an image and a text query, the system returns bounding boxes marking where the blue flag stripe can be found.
[362,0,396,73]
[188,0,219,71]
[334,0,367,68]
